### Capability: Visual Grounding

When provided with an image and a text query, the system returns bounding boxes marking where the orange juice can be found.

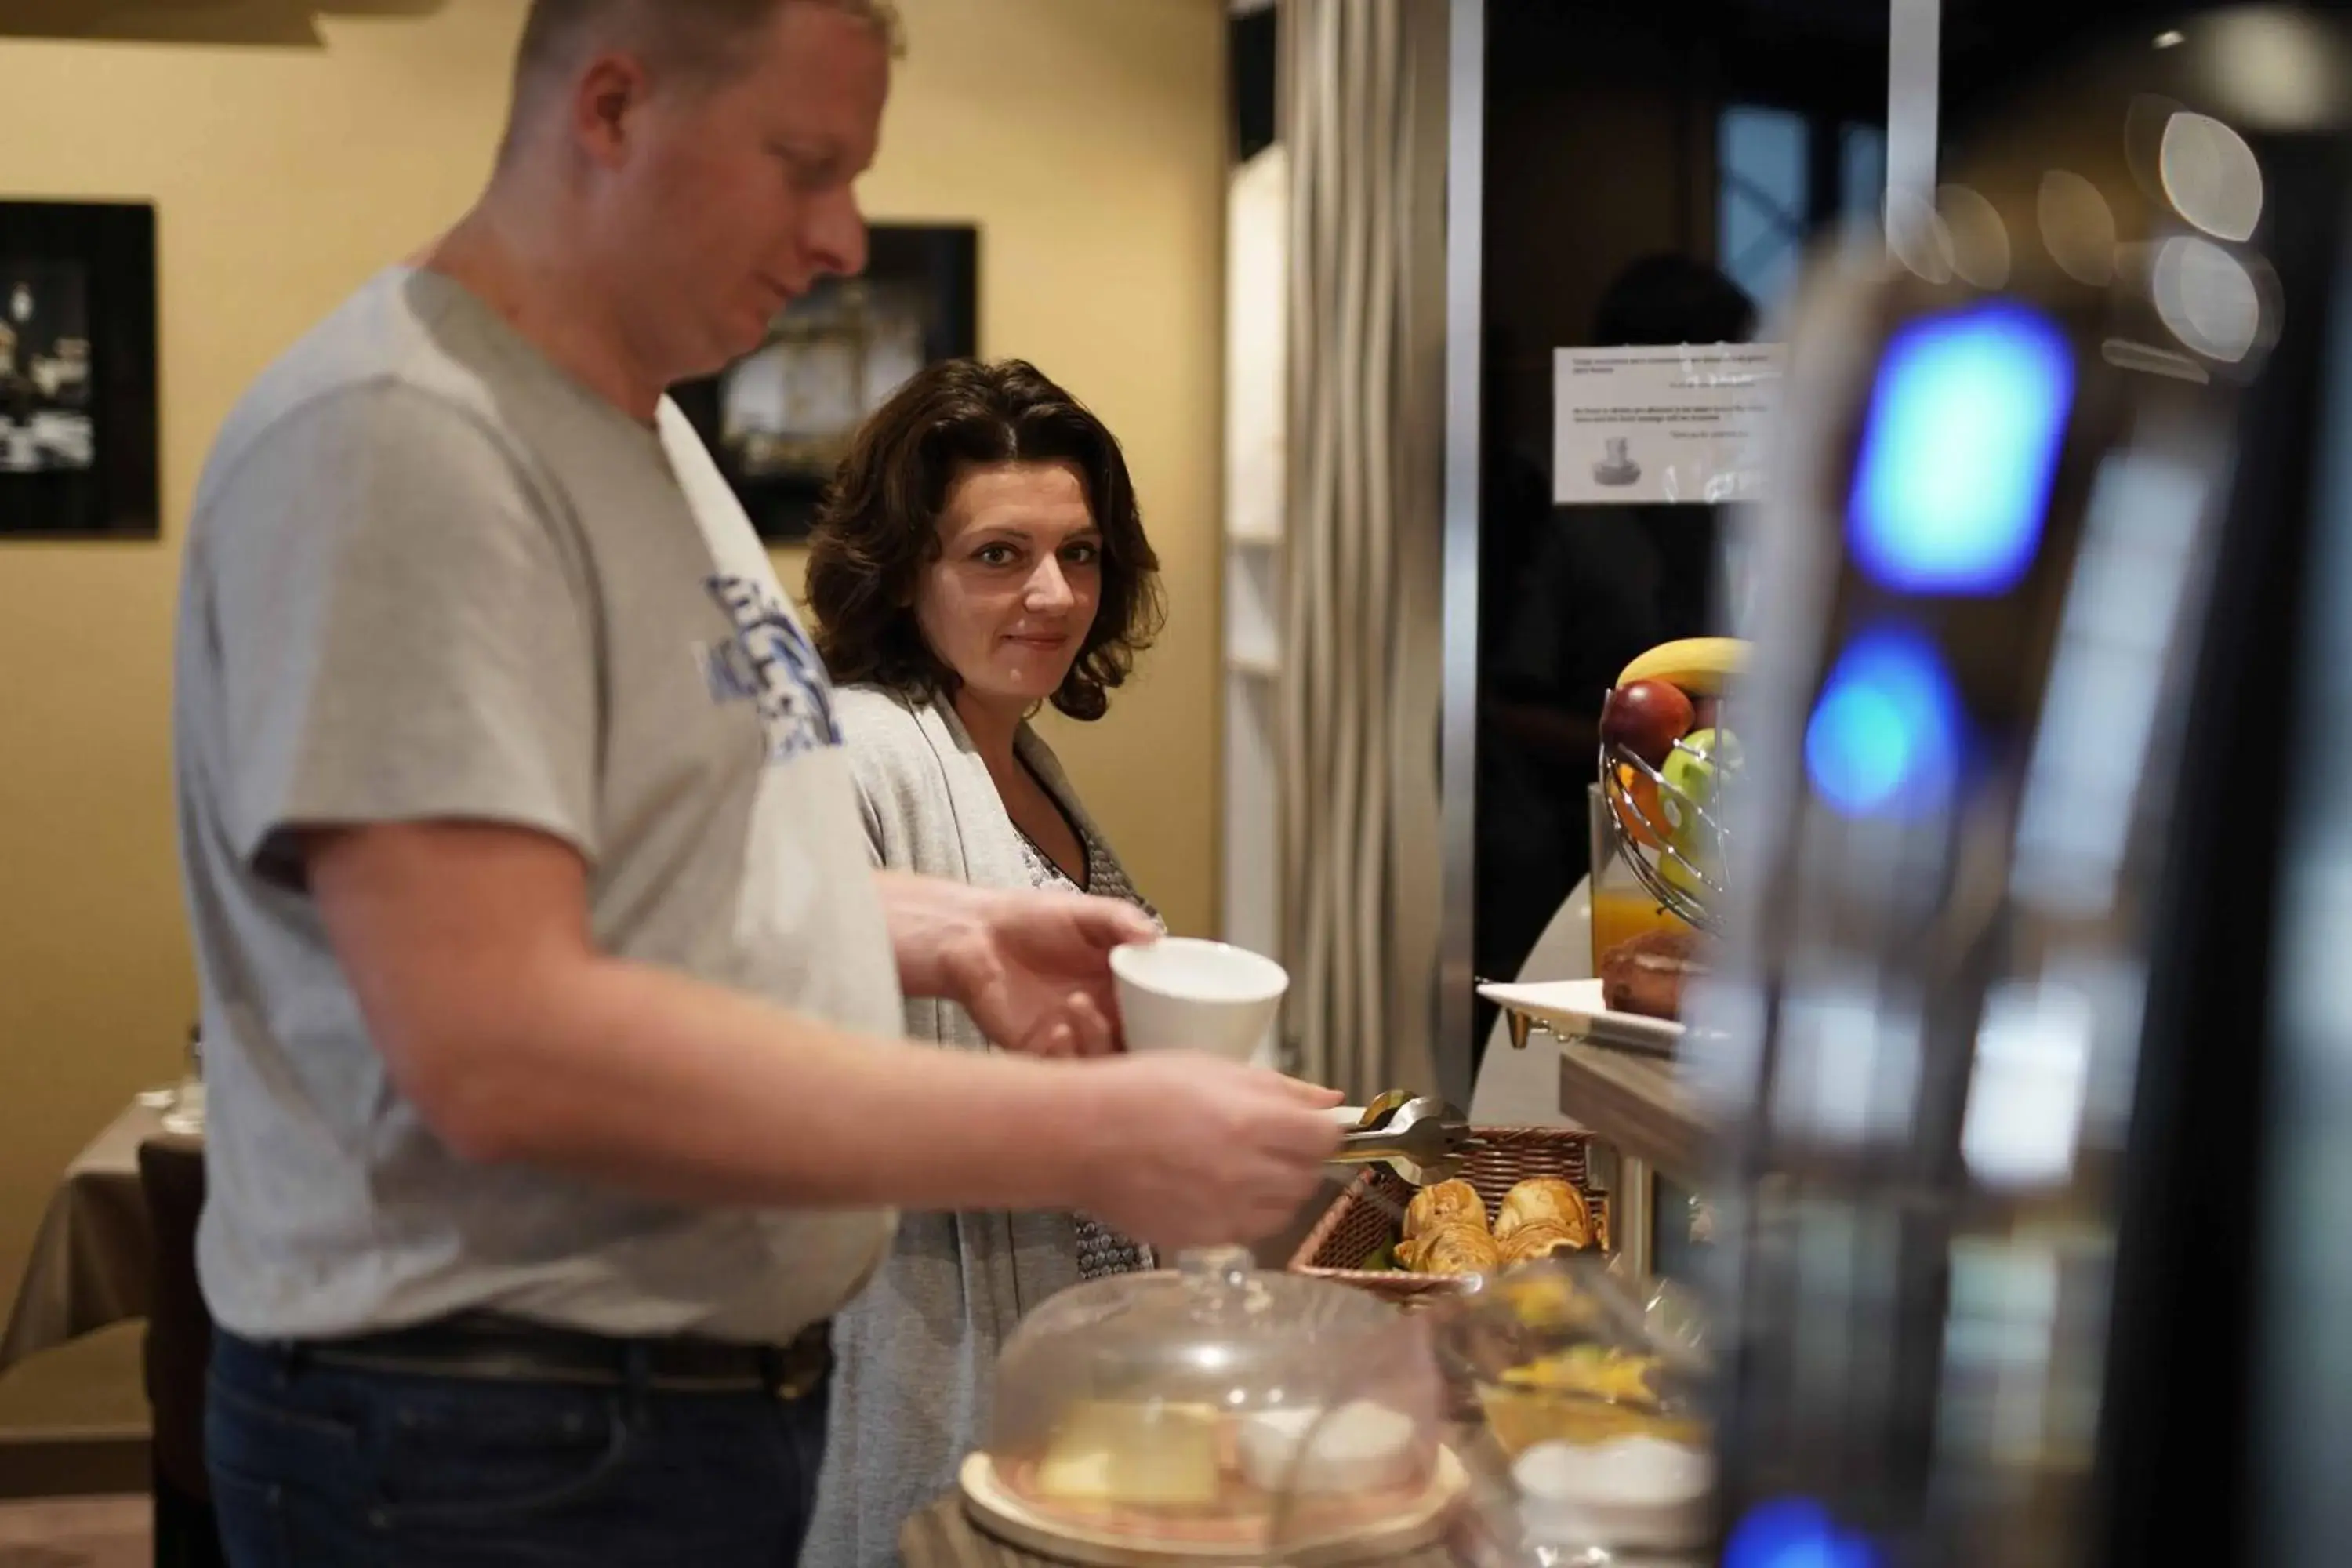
[1590,885,1693,972]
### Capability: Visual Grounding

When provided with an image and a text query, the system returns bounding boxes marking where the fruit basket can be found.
[1596,637,1748,937]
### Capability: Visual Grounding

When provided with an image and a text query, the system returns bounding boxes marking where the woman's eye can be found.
[976,544,1019,566]
[1064,543,1101,565]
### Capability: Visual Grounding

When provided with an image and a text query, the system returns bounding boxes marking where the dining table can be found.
[0,1096,196,1377]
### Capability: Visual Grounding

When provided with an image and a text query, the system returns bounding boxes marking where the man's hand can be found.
[952,887,1160,1058]
[876,873,1157,1057]
[1069,1055,1345,1250]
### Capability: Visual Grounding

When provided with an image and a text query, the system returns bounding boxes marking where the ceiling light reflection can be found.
[1939,184,2012,289]
[2159,111,2265,241]
[2038,171,2118,287]
[2152,235,2263,362]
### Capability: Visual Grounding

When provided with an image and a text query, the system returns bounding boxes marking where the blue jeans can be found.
[205,1330,831,1567]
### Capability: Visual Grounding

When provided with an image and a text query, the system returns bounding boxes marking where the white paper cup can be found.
[1110,938,1289,1062]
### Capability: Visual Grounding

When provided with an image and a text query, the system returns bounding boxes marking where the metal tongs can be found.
[1327,1090,1483,1189]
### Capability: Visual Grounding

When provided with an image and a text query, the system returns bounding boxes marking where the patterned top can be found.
[1014,809,1160,1279]
[1012,822,1160,926]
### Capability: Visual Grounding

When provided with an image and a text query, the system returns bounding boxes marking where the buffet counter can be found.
[1554,1037,1707,1191]
[1553,1032,1712,1281]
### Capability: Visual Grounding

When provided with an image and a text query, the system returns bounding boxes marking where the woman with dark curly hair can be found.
[801,357,1169,1568]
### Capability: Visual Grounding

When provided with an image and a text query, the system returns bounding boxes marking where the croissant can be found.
[1494,1178,1591,1247]
[1397,1221,1502,1276]
[1499,1221,1588,1266]
[1403,1179,1488,1241]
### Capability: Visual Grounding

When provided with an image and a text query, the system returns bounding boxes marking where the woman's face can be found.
[916,459,1103,713]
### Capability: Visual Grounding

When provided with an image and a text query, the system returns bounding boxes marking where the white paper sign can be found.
[1552,343,1785,506]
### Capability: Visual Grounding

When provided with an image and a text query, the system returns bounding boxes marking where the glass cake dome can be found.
[1427,1255,1719,1564]
[961,1247,1461,1564]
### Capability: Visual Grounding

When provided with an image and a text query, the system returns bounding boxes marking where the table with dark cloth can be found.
[0,1099,190,1374]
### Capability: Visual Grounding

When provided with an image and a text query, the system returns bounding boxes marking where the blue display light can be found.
[1725,1498,1886,1568]
[1847,302,2076,595]
[1805,626,1966,819]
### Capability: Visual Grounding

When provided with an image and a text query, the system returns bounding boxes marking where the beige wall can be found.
[0,0,1225,1428]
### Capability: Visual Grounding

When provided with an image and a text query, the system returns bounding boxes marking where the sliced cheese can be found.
[1034,1401,1223,1508]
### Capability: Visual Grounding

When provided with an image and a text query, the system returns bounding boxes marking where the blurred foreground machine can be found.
[1697,8,2352,1566]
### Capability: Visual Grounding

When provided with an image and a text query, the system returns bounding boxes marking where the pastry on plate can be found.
[1397,1222,1503,1276]
[1500,1221,1588,1266]
[1599,927,1715,1021]
[1403,1178,1487,1241]
[1495,1178,1592,1247]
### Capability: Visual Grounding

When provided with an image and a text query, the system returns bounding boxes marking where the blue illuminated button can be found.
[1847,302,2075,595]
[1725,1497,1885,1568]
[1805,626,1965,819]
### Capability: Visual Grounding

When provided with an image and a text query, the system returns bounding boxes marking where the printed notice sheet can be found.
[1552,343,1785,506]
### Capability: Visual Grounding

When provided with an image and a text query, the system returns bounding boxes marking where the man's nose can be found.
[803,186,869,281]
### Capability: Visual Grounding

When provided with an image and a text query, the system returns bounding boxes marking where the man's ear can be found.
[570,50,655,171]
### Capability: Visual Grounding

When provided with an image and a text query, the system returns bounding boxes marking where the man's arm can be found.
[311,822,1338,1242]
[871,869,992,1003]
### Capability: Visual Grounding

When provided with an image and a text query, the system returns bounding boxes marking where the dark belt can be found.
[277,1312,831,1401]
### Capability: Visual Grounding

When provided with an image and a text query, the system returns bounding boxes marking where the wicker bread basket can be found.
[1286,1127,1610,1308]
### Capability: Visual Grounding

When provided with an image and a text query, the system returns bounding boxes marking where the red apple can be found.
[1600,679,1696,768]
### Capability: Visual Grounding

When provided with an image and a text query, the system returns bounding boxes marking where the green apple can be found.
[1659,728,1740,897]
[1661,728,1742,831]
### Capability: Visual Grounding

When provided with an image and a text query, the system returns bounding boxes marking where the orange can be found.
[1607,764,1670,851]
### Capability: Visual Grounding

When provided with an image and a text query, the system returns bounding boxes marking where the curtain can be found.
[1278,0,1446,1101]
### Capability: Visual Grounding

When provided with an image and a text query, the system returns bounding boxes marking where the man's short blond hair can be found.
[512,0,902,100]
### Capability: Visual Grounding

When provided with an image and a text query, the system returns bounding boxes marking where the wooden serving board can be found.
[957,1447,1468,1568]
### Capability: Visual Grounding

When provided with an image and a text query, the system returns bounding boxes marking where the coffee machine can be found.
[1697,9,2352,1566]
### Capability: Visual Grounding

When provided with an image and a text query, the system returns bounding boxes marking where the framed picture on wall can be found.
[0,201,158,540]
[671,223,979,544]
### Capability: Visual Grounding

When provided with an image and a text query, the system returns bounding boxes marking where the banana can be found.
[1616,637,1749,699]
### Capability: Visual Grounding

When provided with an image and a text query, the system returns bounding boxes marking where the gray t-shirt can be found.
[172,266,902,1344]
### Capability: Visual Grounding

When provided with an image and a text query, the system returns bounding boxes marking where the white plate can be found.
[959,1446,1467,1566]
[1477,978,1683,1054]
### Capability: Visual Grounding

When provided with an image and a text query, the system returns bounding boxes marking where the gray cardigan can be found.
[833,682,1124,1045]
[802,684,1141,1568]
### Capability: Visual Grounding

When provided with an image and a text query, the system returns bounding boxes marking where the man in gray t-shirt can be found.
[176,4,1339,1563]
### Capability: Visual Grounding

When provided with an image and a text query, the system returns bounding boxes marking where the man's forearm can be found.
[408,950,1105,1214]
[873,869,991,1002]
